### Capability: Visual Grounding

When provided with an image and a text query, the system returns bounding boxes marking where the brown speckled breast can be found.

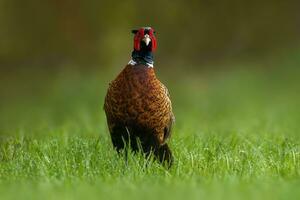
[104,64,174,145]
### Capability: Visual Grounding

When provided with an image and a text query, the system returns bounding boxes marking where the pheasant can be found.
[104,27,175,166]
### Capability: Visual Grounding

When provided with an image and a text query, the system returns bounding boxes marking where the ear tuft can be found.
[131,30,138,34]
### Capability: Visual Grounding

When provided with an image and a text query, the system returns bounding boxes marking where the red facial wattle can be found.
[133,28,157,52]
[148,29,157,52]
[133,28,144,51]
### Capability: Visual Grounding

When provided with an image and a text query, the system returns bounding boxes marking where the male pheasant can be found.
[104,27,175,166]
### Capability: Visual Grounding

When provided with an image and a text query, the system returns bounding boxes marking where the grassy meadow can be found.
[0,52,300,199]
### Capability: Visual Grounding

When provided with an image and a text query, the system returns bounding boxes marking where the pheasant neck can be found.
[129,50,154,68]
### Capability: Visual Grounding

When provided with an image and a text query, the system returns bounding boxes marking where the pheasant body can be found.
[104,27,174,166]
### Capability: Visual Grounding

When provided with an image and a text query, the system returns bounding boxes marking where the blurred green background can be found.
[0,0,300,68]
[1,0,300,134]
[0,0,299,134]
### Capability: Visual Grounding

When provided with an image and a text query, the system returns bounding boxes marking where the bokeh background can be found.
[1,0,300,68]
[0,0,300,136]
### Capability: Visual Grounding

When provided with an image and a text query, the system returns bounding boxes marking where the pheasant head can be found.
[131,27,157,52]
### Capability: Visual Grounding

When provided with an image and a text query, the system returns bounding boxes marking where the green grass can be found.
[0,56,300,199]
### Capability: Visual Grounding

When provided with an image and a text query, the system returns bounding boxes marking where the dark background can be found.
[1,0,300,69]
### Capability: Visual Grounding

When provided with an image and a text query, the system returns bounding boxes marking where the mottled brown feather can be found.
[104,64,174,165]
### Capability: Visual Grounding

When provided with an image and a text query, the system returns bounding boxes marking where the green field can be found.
[1,54,300,199]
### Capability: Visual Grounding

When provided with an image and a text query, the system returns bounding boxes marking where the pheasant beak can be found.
[142,34,151,46]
